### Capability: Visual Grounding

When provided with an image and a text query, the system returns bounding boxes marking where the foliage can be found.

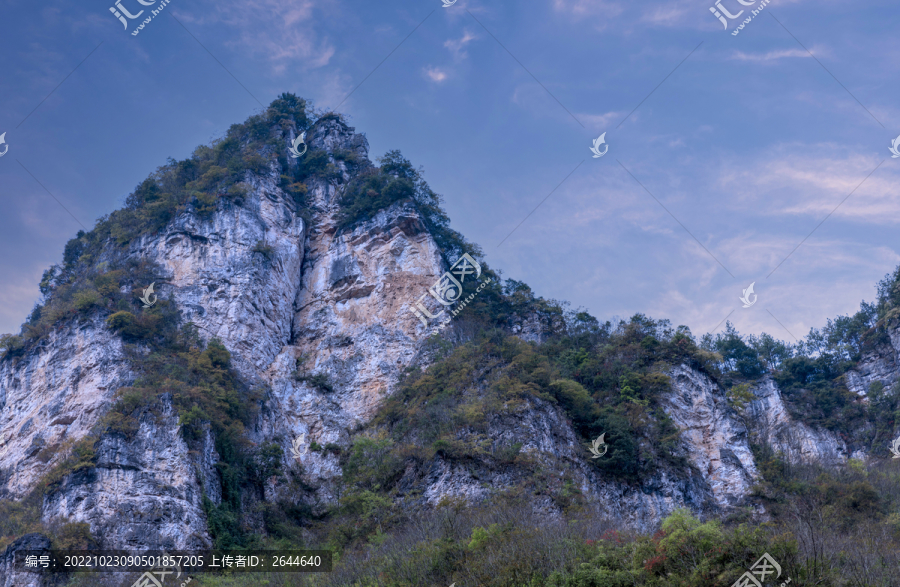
[0,333,25,360]
[43,437,98,489]
[336,164,415,230]
[0,490,42,551]
[701,322,765,379]
[294,371,335,393]
[376,319,708,485]
[251,240,275,260]
[773,355,866,432]
[726,383,755,413]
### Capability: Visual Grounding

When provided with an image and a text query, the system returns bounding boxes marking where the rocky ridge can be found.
[0,108,897,587]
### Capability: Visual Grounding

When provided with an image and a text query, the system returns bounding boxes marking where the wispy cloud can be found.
[177,0,335,74]
[551,0,624,23]
[579,111,626,129]
[717,147,899,224]
[424,66,449,83]
[444,30,477,59]
[641,2,693,26]
[731,48,814,62]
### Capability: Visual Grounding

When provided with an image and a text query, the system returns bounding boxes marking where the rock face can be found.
[746,377,853,464]
[0,110,895,565]
[0,317,132,499]
[1,533,63,587]
[404,394,718,534]
[845,335,900,398]
[661,365,759,508]
[137,166,307,382]
[42,395,218,550]
[259,197,447,501]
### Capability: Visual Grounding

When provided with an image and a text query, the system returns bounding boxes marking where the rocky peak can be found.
[0,96,898,573]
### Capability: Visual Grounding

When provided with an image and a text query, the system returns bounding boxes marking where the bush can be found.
[336,167,415,230]
[251,240,275,260]
[342,436,404,491]
[73,289,101,313]
[295,372,334,393]
[106,311,140,339]
[0,334,25,360]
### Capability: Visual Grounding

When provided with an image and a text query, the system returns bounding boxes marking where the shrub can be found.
[336,166,416,230]
[0,334,25,360]
[72,289,101,313]
[251,240,275,260]
[295,371,334,393]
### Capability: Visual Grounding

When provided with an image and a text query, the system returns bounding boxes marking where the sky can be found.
[0,0,897,342]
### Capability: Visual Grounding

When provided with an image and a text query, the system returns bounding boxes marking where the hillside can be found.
[1,94,899,587]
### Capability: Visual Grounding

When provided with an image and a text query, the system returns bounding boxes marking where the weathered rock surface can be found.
[1,533,63,587]
[661,365,758,508]
[137,166,307,382]
[0,317,131,499]
[746,376,856,464]
[42,395,218,550]
[405,394,718,533]
[845,337,900,398]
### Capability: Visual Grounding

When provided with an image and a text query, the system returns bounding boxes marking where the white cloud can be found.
[730,48,813,62]
[424,66,449,83]
[552,0,623,18]
[578,111,626,130]
[444,30,477,59]
[641,2,693,26]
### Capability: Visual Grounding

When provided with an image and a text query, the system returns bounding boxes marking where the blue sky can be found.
[0,0,897,341]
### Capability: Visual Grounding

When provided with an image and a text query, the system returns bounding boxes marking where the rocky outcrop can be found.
[0,317,132,499]
[1,533,64,587]
[42,394,217,550]
[661,365,759,508]
[746,376,855,464]
[137,167,307,382]
[405,394,718,533]
[845,342,899,398]
[258,119,450,498]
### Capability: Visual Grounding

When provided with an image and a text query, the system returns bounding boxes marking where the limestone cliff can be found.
[0,101,896,586]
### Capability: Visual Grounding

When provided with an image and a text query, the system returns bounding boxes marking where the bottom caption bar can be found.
[15,551,332,573]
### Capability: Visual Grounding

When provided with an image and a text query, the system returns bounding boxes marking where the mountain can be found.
[1,94,899,587]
